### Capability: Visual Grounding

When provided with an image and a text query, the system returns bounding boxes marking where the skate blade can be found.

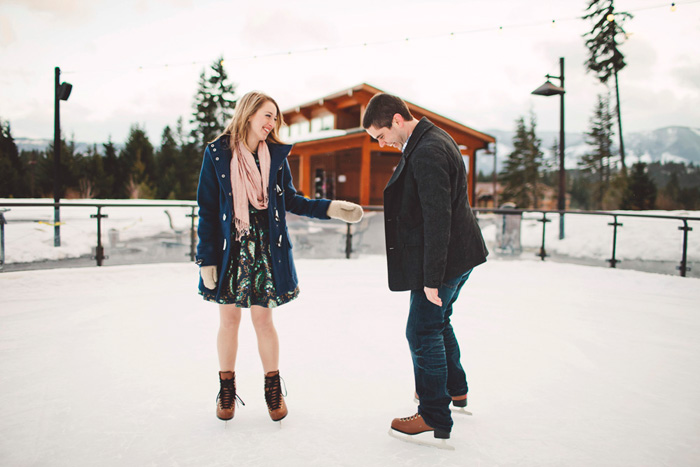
[452,407,472,416]
[388,429,455,451]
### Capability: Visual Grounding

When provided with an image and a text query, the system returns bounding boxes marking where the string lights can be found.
[44,1,693,75]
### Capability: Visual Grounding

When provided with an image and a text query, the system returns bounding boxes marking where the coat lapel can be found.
[384,118,434,191]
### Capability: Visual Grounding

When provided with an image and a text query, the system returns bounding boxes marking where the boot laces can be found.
[265,373,287,410]
[399,413,421,422]
[217,378,245,409]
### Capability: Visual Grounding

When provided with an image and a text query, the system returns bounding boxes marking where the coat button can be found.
[213,148,217,152]
[215,157,219,161]
[223,239,227,250]
[277,235,282,247]
[229,192,232,197]
[210,144,215,148]
[221,174,225,178]
[222,214,227,221]
[275,209,279,222]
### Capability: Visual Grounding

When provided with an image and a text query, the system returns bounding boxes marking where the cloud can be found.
[0,0,90,17]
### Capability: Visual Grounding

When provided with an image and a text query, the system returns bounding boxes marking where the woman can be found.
[196,91,362,423]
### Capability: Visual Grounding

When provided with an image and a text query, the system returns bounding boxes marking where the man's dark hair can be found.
[362,93,414,130]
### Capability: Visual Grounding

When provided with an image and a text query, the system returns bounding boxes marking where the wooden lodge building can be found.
[281,83,495,206]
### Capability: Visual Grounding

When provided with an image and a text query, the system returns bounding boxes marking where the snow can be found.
[1,256,700,466]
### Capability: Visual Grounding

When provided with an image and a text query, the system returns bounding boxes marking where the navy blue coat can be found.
[196,137,331,300]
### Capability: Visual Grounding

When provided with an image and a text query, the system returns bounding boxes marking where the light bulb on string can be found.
[671,2,677,11]
[607,13,615,22]
[551,19,556,28]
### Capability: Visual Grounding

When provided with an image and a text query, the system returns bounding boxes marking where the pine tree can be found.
[102,139,119,199]
[120,125,156,199]
[156,126,181,199]
[501,114,544,208]
[0,120,24,197]
[580,94,615,209]
[190,57,237,149]
[622,162,656,210]
[582,0,633,171]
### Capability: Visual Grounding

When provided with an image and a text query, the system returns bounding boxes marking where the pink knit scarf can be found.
[230,140,270,241]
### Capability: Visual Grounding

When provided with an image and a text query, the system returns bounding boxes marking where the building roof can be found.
[282,83,495,145]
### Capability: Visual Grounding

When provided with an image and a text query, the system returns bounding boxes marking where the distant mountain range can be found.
[14,126,700,172]
[484,126,700,173]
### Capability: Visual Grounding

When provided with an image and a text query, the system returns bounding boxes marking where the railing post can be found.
[186,206,198,262]
[345,223,353,259]
[607,215,623,268]
[537,212,550,261]
[90,206,108,266]
[678,220,692,277]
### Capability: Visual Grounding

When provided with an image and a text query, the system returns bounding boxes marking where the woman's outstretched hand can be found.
[200,265,218,290]
[327,200,363,223]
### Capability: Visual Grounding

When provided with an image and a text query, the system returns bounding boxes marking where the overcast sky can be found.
[1,0,699,145]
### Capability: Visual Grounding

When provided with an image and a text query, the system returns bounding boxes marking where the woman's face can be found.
[247,100,278,146]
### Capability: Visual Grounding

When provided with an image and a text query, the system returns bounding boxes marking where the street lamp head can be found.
[531,80,565,96]
[57,82,72,101]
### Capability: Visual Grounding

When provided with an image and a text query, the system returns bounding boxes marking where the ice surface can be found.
[2,256,700,466]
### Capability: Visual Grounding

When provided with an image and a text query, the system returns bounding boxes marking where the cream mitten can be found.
[327,200,363,223]
[200,265,218,290]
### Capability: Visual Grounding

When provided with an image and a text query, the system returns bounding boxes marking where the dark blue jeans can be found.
[407,268,473,432]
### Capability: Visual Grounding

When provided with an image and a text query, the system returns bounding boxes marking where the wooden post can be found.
[359,136,371,206]
[299,153,310,197]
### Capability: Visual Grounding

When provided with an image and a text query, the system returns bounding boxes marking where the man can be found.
[362,93,488,442]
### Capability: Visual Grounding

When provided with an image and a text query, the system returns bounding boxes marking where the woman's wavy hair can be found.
[220,91,285,148]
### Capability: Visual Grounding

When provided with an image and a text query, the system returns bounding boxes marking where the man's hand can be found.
[424,287,442,307]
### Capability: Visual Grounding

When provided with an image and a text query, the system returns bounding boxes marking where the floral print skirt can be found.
[200,209,299,308]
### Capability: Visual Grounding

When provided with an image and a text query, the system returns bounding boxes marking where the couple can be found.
[195,90,488,443]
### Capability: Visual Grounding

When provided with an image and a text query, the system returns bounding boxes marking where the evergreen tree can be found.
[622,162,656,210]
[156,126,181,199]
[39,137,81,199]
[580,94,615,209]
[582,0,633,171]
[176,117,202,200]
[190,56,237,149]
[0,120,24,197]
[20,149,42,197]
[120,125,156,199]
[102,139,120,199]
[76,144,105,199]
[500,114,544,208]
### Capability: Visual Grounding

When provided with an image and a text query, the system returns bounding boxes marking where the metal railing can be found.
[1,203,697,277]
[474,208,699,277]
[0,201,365,268]
[0,201,199,268]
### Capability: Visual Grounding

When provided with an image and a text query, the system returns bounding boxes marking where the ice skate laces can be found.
[265,373,287,410]
[217,378,245,409]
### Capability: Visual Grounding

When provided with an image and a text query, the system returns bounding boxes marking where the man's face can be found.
[366,115,405,150]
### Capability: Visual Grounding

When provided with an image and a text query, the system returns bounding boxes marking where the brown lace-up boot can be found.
[264,370,288,422]
[216,371,240,421]
[391,413,450,439]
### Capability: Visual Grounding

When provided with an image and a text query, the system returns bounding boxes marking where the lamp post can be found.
[54,66,72,247]
[532,57,565,240]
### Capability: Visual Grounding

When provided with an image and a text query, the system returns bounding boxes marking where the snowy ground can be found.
[2,256,700,466]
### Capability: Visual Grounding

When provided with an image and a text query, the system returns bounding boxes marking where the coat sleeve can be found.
[411,145,452,288]
[196,147,221,266]
[281,159,332,219]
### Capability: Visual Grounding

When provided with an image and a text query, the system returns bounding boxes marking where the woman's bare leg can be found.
[217,304,242,371]
[250,306,279,373]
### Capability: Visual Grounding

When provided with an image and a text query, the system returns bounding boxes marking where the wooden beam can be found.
[360,135,371,206]
[299,152,310,197]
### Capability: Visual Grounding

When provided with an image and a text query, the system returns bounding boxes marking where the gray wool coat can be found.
[383,117,488,291]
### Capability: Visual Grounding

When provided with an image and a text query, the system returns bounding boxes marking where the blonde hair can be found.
[220,91,285,148]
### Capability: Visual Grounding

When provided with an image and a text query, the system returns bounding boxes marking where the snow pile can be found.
[1,256,699,466]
